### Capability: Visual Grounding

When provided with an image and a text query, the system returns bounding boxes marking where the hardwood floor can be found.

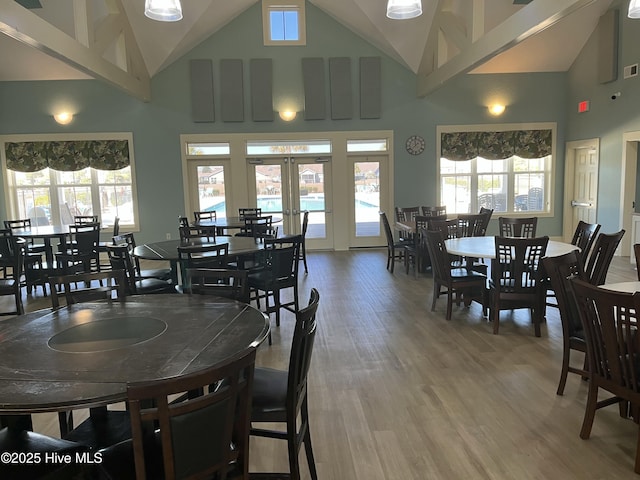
[3,251,640,479]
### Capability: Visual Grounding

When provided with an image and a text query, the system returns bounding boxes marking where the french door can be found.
[247,156,333,249]
[185,159,230,219]
[348,155,388,247]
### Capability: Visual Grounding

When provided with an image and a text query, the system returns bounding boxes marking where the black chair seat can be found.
[139,267,172,281]
[251,367,288,419]
[64,409,131,450]
[135,277,174,294]
[0,427,87,479]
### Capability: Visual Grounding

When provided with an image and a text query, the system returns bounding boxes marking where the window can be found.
[438,126,554,215]
[2,134,138,228]
[262,0,306,46]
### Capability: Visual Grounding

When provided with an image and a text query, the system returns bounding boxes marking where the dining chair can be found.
[498,216,538,238]
[193,210,216,222]
[178,243,229,270]
[404,215,430,276]
[112,232,172,281]
[56,222,101,275]
[299,210,309,274]
[73,214,99,224]
[97,347,257,480]
[248,235,301,330]
[0,232,24,316]
[179,225,217,242]
[178,216,189,228]
[541,250,588,395]
[421,205,447,217]
[635,243,640,280]
[48,269,127,310]
[97,216,119,269]
[235,215,273,239]
[239,207,262,218]
[184,267,250,303]
[380,211,406,273]
[569,278,640,474]
[478,207,494,236]
[584,229,625,286]
[489,235,549,336]
[250,288,319,480]
[424,229,487,320]
[570,220,601,264]
[4,218,47,256]
[106,244,174,295]
[394,206,419,243]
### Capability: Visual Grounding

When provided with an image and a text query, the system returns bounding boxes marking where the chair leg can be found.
[446,290,453,321]
[556,344,570,396]
[635,424,640,474]
[492,299,500,335]
[431,282,438,312]
[302,401,318,480]
[580,382,599,439]
[301,245,308,274]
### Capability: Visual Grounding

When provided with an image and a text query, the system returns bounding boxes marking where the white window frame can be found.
[262,0,306,46]
[436,123,556,217]
[1,132,140,230]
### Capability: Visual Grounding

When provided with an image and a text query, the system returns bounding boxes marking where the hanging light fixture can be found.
[144,0,183,22]
[630,0,640,18]
[386,0,423,20]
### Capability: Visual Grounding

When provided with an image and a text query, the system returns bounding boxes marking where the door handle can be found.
[571,200,592,207]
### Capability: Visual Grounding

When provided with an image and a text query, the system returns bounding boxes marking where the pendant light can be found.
[144,0,183,22]
[386,0,423,20]
[630,0,640,18]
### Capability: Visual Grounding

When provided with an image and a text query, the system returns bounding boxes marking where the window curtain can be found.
[5,140,130,172]
[441,129,552,160]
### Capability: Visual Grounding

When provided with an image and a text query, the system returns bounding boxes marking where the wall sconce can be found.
[279,110,297,122]
[53,112,73,125]
[488,104,506,116]
[145,0,183,22]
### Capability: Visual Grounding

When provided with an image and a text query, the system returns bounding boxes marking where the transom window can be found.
[438,126,554,215]
[262,0,306,46]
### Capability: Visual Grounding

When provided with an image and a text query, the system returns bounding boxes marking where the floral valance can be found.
[441,129,552,161]
[5,140,130,172]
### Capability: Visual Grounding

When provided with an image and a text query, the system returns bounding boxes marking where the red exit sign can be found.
[578,100,590,113]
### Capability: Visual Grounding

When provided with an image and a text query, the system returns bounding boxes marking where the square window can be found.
[263,0,306,45]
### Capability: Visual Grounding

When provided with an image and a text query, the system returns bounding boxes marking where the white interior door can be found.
[571,146,598,230]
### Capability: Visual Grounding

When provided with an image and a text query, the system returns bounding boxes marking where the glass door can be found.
[349,156,387,247]
[186,159,230,219]
[247,156,333,249]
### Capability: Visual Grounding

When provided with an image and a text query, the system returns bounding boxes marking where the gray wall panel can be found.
[329,57,352,120]
[597,9,618,84]
[302,58,326,120]
[360,57,381,119]
[220,59,244,122]
[189,59,215,122]
[250,58,273,121]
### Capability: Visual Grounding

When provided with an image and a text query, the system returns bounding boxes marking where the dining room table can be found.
[133,236,267,285]
[194,215,283,235]
[0,293,270,416]
[445,235,579,259]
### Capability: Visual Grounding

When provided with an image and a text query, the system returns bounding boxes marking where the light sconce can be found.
[386,0,423,19]
[53,112,73,125]
[488,104,506,116]
[145,0,183,22]
[279,110,297,122]
[629,0,640,18]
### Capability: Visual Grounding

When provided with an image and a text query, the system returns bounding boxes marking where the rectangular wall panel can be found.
[329,57,352,120]
[360,57,381,119]
[220,59,244,122]
[302,58,326,120]
[250,58,273,122]
[189,59,215,123]
[597,9,619,84]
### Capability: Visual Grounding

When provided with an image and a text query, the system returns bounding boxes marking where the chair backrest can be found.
[422,206,447,217]
[184,268,250,303]
[67,223,100,254]
[395,206,419,221]
[179,225,216,242]
[498,216,538,238]
[287,289,320,419]
[259,238,300,284]
[178,216,189,228]
[127,347,256,480]
[570,221,601,263]
[429,218,457,239]
[178,243,229,271]
[301,210,309,237]
[380,211,395,248]
[478,207,494,235]
[239,207,262,219]
[112,217,120,237]
[237,215,272,238]
[193,211,216,222]
[4,218,31,231]
[492,236,549,292]
[74,215,99,225]
[0,230,23,279]
[456,214,485,237]
[570,278,640,398]
[584,229,625,286]
[424,229,452,284]
[542,250,587,341]
[106,244,139,294]
[48,270,127,310]
[635,243,640,281]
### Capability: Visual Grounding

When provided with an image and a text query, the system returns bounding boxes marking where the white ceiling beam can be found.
[0,1,150,101]
[417,0,597,97]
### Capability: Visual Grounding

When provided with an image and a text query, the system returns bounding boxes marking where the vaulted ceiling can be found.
[0,0,614,102]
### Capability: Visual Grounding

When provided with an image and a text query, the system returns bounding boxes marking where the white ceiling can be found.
[0,0,615,99]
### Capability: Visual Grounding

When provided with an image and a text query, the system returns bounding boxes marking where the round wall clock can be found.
[405,135,425,155]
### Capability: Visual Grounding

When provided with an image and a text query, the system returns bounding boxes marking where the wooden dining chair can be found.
[0,232,24,316]
[404,215,430,276]
[193,210,216,222]
[380,211,406,273]
[250,289,319,480]
[184,267,250,303]
[498,216,538,238]
[489,235,549,336]
[97,348,257,480]
[569,278,640,474]
[239,207,262,218]
[4,218,46,256]
[107,244,174,295]
[542,250,588,395]
[421,205,447,217]
[478,207,494,235]
[584,229,625,286]
[570,220,601,264]
[48,269,127,310]
[73,214,99,224]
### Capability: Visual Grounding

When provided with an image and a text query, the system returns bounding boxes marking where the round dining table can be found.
[445,235,579,259]
[601,281,640,293]
[9,224,71,264]
[194,215,283,235]
[0,294,269,414]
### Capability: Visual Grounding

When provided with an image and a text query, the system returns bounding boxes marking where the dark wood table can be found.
[0,294,269,414]
[133,236,266,284]
[9,225,71,264]
[195,216,283,235]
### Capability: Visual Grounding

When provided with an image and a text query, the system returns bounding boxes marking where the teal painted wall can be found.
[0,2,568,243]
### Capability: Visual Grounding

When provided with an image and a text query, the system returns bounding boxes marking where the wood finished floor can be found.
[3,250,640,479]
